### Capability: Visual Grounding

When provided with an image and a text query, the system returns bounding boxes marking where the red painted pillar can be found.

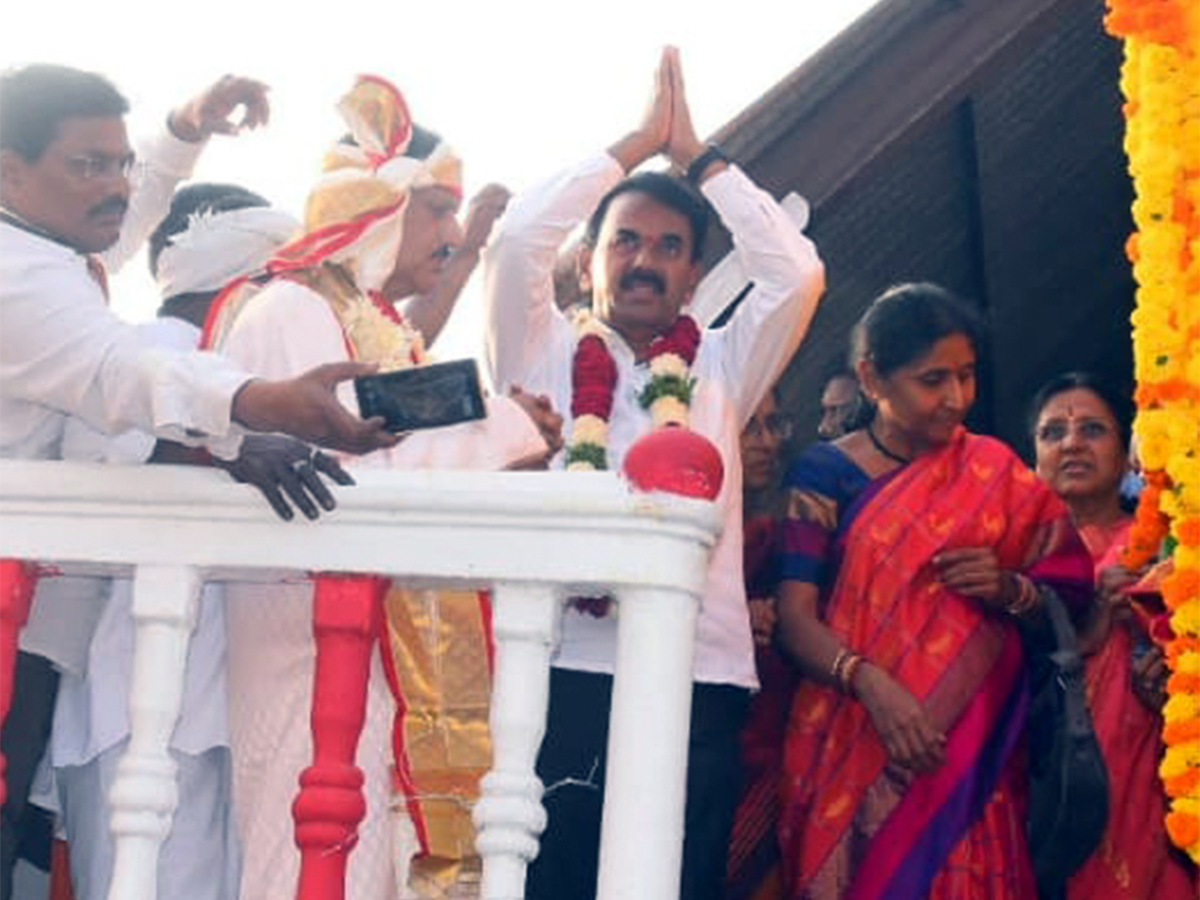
[293,574,389,900]
[0,560,38,807]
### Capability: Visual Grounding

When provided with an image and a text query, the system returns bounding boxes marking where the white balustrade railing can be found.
[0,459,721,900]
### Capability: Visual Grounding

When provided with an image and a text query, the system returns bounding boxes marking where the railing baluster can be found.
[107,564,201,900]
[0,560,37,807]
[294,574,387,900]
[596,587,698,900]
[474,581,561,900]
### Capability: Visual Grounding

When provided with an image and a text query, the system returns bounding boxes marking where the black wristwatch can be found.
[685,145,729,186]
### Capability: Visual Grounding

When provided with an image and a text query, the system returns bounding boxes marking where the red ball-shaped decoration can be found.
[622,427,724,500]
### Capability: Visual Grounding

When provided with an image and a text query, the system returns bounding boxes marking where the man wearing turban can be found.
[206,76,560,899]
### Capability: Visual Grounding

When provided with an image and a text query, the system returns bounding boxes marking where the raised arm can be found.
[663,49,825,427]
[102,76,271,273]
[482,48,674,392]
[402,183,510,348]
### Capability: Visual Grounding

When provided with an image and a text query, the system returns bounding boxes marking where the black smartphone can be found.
[354,359,487,433]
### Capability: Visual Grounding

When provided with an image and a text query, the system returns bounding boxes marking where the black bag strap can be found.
[1039,585,1092,738]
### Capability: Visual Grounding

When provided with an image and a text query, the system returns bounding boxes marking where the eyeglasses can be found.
[63,153,137,182]
[1036,419,1114,444]
[744,413,794,441]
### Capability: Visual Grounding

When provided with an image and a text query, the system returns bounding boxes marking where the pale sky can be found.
[3,0,878,360]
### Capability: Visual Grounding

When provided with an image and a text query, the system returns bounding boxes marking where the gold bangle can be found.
[841,653,866,697]
[1005,574,1039,617]
[829,648,851,687]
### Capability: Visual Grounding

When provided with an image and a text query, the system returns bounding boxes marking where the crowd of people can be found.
[0,45,1195,900]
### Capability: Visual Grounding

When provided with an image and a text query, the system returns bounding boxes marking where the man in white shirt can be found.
[483,48,825,900]
[0,64,397,897]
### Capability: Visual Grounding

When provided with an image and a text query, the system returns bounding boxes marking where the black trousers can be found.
[0,651,59,900]
[525,668,750,900]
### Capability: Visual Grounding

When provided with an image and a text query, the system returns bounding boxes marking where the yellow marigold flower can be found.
[1164,688,1200,725]
[1161,743,1199,780]
[566,460,598,473]
[1179,652,1200,678]
[1172,602,1200,638]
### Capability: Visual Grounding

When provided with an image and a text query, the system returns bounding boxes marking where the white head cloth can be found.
[155,206,300,298]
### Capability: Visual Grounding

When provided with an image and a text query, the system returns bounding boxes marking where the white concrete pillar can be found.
[107,564,201,900]
[596,587,698,900]
[474,582,561,900]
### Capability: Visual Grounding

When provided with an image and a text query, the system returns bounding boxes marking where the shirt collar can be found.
[0,207,81,255]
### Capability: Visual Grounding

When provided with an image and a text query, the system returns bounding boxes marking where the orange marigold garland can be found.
[1106,0,1200,864]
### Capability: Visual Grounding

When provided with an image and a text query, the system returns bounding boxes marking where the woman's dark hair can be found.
[585,172,710,262]
[1027,372,1134,450]
[851,282,985,378]
[148,183,271,277]
[0,64,129,162]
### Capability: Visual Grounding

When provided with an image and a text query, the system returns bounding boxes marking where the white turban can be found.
[154,206,300,298]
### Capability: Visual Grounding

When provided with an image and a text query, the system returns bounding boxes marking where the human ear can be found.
[0,149,29,194]
[856,357,882,402]
[578,245,594,294]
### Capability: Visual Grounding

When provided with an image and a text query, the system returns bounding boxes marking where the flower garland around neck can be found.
[565,312,702,472]
[321,264,426,371]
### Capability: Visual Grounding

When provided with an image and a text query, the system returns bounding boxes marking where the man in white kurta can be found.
[0,64,393,898]
[482,49,825,900]
[207,76,556,900]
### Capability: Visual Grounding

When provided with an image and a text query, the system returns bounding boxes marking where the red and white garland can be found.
[565,313,702,471]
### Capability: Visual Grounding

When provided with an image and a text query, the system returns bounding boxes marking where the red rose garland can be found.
[565,314,701,471]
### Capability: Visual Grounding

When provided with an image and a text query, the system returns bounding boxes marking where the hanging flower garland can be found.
[1106,0,1200,864]
[564,313,702,471]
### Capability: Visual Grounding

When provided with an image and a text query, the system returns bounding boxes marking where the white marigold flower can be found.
[649,352,688,380]
[571,414,609,446]
[567,460,598,472]
[651,395,690,428]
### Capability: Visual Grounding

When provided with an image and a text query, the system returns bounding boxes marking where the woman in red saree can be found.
[1031,372,1197,900]
[775,284,1094,900]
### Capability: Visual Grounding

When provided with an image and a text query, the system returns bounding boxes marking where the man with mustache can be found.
[0,64,397,899]
[484,48,825,900]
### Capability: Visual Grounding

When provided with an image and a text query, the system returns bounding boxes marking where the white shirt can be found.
[3,128,244,671]
[50,318,231,762]
[0,129,250,465]
[483,153,825,688]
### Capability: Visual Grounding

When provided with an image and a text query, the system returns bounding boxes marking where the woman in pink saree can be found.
[775,284,1093,900]
[1030,372,1196,900]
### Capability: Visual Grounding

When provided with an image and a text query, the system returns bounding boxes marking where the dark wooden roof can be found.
[710,0,1134,461]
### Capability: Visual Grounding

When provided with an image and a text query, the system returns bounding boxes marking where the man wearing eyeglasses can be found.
[0,64,399,899]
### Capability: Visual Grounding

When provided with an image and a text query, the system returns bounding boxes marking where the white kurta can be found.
[484,154,825,690]
[0,129,250,672]
[215,277,546,900]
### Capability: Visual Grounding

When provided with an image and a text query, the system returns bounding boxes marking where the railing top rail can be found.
[0,460,722,595]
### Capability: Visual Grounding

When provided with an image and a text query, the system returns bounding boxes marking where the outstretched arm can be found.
[483,49,676,391]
